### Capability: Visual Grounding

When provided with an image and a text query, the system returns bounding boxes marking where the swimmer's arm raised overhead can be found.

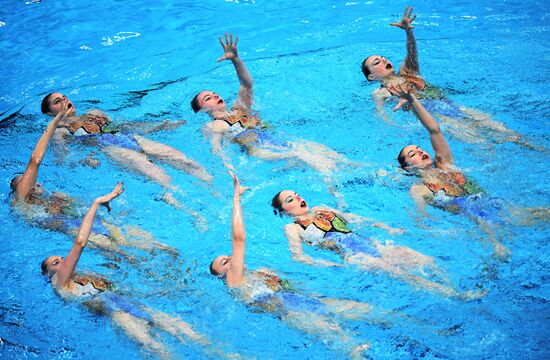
[226,172,250,287]
[15,100,71,202]
[53,183,124,290]
[387,84,453,168]
[217,33,254,110]
[391,6,420,75]
[284,223,341,267]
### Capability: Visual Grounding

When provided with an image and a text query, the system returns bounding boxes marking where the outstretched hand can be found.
[390,6,416,31]
[95,182,125,212]
[229,171,250,196]
[386,83,414,112]
[55,98,73,122]
[217,33,239,62]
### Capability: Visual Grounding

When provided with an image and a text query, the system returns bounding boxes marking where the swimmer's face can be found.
[212,255,231,275]
[10,176,44,196]
[43,255,64,277]
[46,92,76,116]
[278,190,310,217]
[197,91,227,113]
[211,255,247,276]
[364,55,395,80]
[400,145,433,169]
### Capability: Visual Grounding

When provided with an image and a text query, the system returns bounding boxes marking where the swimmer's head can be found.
[41,255,64,278]
[272,190,309,217]
[361,55,395,81]
[209,255,247,278]
[210,255,231,277]
[191,91,226,113]
[41,92,76,116]
[9,176,44,197]
[397,145,433,170]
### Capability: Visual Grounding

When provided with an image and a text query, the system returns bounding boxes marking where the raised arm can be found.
[387,84,453,167]
[15,100,70,202]
[391,6,420,75]
[217,33,254,110]
[53,183,125,290]
[226,172,250,287]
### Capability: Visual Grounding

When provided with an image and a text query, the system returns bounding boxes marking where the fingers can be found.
[410,14,417,23]
[393,98,408,112]
[225,32,229,45]
[403,6,408,18]
[112,181,125,197]
[393,102,403,112]
[234,36,238,47]
[218,36,225,48]
[229,171,239,185]
[407,7,413,19]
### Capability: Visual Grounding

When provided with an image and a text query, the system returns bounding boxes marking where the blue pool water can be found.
[1,0,549,359]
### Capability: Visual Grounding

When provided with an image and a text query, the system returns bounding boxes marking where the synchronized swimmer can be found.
[361,7,537,150]
[7,5,545,357]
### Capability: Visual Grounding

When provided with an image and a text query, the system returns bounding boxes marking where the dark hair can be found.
[41,93,55,114]
[190,93,202,113]
[41,258,49,275]
[9,176,18,191]
[209,260,219,275]
[361,57,373,81]
[271,191,284,217]
[397,146,409,169]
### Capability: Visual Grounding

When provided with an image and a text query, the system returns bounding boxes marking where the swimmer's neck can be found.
[380,75,403,85]
[210,109,231,119]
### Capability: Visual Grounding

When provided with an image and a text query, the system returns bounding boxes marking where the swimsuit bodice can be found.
[216,107,260,130]
[54,273,113,299]
[423,169,481,198]
[72,274,113,298]
[240,270,292,304]
[66,113,117,135]
[45,193,77,217]
[295,209,352,253]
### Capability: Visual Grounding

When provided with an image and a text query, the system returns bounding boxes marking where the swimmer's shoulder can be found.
[208,119,231,133]
[372,87,391,99]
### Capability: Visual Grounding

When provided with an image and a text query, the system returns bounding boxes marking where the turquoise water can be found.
[1,0,549,359]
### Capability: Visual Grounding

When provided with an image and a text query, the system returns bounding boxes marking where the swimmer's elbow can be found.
[75,235,88,248]
[29,154,42,166]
